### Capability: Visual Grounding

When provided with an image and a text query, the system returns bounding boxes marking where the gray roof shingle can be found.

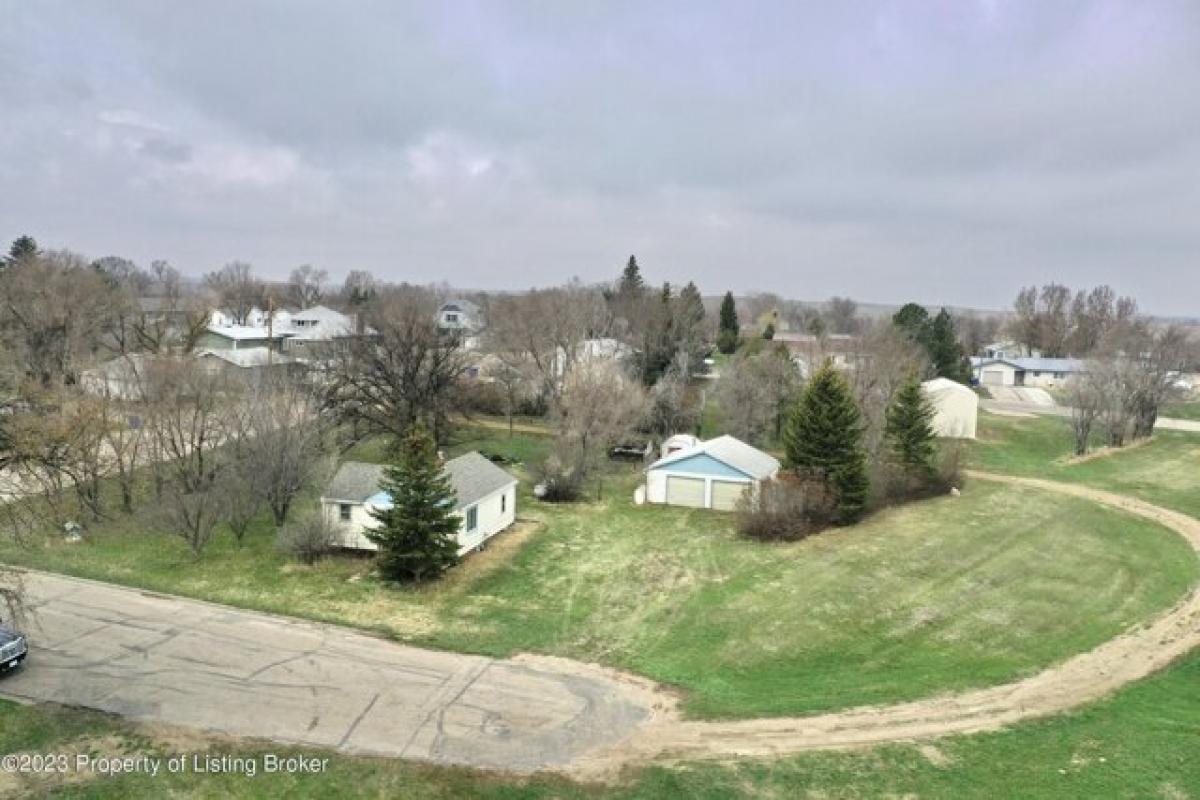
[323,452,517,509]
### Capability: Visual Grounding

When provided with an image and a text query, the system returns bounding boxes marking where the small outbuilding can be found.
[921,377,978,439]
[660,433,700,459]
[645,435,780,511]
[321,453,518,555]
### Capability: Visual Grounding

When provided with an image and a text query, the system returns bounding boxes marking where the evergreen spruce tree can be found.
[892,302,931,345]
[783,361,869,523]
[928,309,971,383]
[718,291,739,354]
[762,322,775,340]
[618,255,645,298]
[4,235,38,269]
[367,425,460,583]
[884,375,937,474]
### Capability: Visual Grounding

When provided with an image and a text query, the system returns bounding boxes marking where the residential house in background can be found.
[774,332,865,378]
[645,435,779,511]
[197,348,304,380]
[200,304,369,357]
[970,356,1083,388]
[437,298,484,348]
[79,354,158,401]
[320,453,518,555]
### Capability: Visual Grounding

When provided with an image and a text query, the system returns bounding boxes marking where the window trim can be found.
[339,503,352,522]
[466,505,478,532]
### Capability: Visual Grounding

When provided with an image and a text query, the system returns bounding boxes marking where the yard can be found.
[971,411,1200,518]
[0,421,1194,720]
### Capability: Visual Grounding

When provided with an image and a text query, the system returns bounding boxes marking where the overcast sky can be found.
[3,2,1198,313]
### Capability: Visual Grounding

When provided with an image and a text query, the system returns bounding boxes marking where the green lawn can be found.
[971,411,1200,517]
[3,647,1199,798]
[1163,399,1200,420]
[0,426,1193,720]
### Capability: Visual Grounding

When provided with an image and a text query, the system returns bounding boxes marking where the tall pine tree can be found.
[884,375,937,474]
[367,425,460,583]
[718,291,739,354]
[927,309,971,383]
[783,361,869,523]
[618,255,645,299]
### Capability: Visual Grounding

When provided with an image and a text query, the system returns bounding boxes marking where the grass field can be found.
[3,647,1198,798]
[0,424,1194,720]
[972,411,1200,517]
[1163,399,1200,420]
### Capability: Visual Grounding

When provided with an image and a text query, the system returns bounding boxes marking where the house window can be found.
[466,506,478,532]
[501,493,506,513]
[339,504,352,522]
[445,313,459,323]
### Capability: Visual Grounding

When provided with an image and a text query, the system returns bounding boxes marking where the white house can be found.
[437,299,482,331]
[320,453,518,555]
[921,377,978,439]
[971,356,1083,388]
[645,435,780,511]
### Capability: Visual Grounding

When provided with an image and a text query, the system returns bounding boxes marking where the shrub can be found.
[277,510,337,565]
[460,380,508,416]
[736,473,835,542]
[875,440,966,505]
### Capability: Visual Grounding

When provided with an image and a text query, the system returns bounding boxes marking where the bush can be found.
[277,511,337,565]
[736,474,835,542]
[717,328,739,355]
[875,441,966,506]
[459,381,508,416]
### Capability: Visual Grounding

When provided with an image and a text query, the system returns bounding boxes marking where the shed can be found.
[320,453,518,555]
[661,434,700,459]
[645,435,780,511]
[921,377,978,439]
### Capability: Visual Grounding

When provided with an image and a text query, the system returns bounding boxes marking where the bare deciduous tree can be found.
[539,360,646,499]
[848,323,931,458]
[487,282,612,414]
[246,374,327,526]
[205,261,263,325]
[0,250,118,385]
[143,360,234,555]
[713,346,800,446]
[324,285,469,443]
[289,264,328,309]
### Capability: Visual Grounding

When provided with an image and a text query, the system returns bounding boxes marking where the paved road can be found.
[0,572,650,772]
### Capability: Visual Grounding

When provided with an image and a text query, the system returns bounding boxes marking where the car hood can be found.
[0,628,22,644]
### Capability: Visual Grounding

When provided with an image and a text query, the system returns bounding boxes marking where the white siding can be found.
[322,482,517,556]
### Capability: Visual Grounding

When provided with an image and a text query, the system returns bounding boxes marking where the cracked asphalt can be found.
[0,572,651,772]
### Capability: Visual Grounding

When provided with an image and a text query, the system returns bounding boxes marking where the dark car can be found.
[0,624,27,672]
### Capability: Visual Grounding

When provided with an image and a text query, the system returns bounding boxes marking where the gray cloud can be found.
[2,1,1199,314]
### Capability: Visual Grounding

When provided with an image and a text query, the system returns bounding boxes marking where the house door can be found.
[665,476,706,508]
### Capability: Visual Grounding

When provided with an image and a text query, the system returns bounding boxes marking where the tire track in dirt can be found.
[567,471,1200,777]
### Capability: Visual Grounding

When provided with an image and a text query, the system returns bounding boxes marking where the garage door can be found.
[981,370,1004,386]
[666,476,706,508]
[710,480,748,511]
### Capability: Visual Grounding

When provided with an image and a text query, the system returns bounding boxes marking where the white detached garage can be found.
[921,377,979,439]
[645,435,780,511]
